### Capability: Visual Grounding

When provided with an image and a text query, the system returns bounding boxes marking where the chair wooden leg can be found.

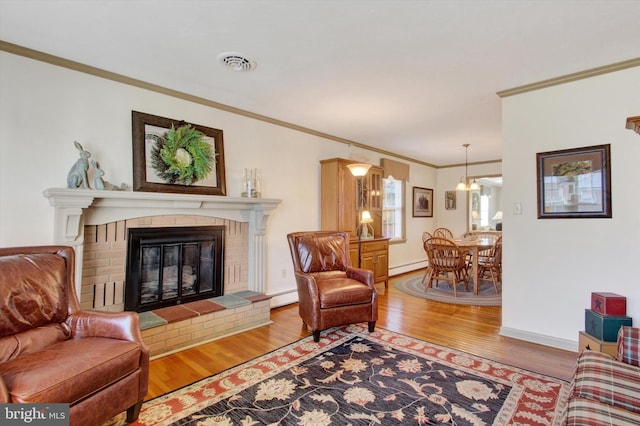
[126,400,143,423]
[422,267,435,291]
[368,321,376,332]
[490,268,499,293]
[312,330,321,342]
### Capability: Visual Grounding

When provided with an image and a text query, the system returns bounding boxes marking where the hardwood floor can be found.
[146,271,578,400]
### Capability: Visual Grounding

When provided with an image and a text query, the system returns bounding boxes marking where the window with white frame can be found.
[382,177,405,240]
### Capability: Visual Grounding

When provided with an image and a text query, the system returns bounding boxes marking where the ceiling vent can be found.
[217,52,256,72]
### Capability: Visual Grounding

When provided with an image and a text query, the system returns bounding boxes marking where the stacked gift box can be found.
[585,292,631,342]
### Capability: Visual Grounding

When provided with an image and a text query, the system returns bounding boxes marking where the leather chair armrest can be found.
[67,310,151,405]
[346,267,375,288]
[294,272,322,327]
[66,310,145,343]
[294,272,320,304]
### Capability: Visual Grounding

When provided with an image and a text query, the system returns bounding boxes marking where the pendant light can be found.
[455,144,480,191]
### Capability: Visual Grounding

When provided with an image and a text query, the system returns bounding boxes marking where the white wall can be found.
[501,66,640,350]
[0,51,438,306]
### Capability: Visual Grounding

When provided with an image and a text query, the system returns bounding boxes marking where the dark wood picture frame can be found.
[132,111,226,196]
[412,186,433,217]
[536,144,611,219]
[445,190,456,210]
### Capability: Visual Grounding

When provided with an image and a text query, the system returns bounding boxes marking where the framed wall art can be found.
[412,186,433,217]
[132,111,226,195]
[445,190,456,210]
[536,144,611,219]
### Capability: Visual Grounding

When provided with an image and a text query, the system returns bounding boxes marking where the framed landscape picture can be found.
[536,144,611,219]
[413,187,433,217]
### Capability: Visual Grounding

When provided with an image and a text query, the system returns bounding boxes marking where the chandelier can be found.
[455,144,480,191]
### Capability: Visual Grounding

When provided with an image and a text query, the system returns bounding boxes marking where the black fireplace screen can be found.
[125,226,224,312]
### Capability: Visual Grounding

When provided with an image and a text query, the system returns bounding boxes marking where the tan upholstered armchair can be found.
[287,231,378,342]
[0,246,149,426]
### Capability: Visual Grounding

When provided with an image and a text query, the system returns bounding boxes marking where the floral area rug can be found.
[110,324,568,425]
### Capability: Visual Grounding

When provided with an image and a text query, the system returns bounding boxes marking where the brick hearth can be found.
[140,294,271,358]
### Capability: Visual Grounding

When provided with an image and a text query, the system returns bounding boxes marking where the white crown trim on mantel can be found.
[43,188,282,296]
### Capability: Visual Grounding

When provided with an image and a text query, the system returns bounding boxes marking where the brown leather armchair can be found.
[0,246,149,426]
[287,231,378,342]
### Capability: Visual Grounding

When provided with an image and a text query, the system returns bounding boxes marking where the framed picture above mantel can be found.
[132,111,226,196]
[536,144,611,219]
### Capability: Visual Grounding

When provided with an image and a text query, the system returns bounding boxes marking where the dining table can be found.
[454,237,496,295]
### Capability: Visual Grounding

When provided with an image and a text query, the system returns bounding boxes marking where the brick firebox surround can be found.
[43,188,281,357]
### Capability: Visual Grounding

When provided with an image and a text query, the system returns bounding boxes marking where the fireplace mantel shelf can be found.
[43,188,281,240]
[43,188,282,295]
[43,187,281,207]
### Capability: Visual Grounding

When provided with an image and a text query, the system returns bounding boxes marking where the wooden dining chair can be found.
[478,235,502,293]
[475,232,500,263]
[422,237,470,297]
[420,231,433,283]
[433,227,454,239]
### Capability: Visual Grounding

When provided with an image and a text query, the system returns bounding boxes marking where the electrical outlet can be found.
[281,269,287,279]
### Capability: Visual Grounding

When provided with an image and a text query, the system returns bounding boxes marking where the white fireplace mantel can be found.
[43,188,281,295]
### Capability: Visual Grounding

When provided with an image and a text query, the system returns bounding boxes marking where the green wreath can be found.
[150,124,214,185]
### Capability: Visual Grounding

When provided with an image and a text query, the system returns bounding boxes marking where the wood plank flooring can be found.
[146,271,578,400]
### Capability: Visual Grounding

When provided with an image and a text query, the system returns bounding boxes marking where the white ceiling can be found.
[1,0,639,166]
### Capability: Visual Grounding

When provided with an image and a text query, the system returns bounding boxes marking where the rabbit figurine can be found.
[92,160,106,190]
[91,160,127,191]
[66,141,91,188]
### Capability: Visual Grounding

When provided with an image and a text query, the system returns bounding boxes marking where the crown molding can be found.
[497,57,640,98]
[1,40,441,168]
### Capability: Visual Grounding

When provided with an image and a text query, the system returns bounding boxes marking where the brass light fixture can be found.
[455,144,480,191]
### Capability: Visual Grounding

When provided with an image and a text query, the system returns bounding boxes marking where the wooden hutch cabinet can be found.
[320,158,389,287]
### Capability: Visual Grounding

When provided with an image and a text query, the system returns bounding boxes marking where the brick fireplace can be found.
[43,188,281,356]
[83,218,236,312]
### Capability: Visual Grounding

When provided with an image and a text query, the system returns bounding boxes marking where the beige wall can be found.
[501,66,640,350]
[0,51,438,307]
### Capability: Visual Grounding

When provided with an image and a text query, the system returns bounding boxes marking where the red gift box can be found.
[591,292,626,316]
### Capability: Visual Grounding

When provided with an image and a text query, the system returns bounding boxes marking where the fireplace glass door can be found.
[126,226,224,312]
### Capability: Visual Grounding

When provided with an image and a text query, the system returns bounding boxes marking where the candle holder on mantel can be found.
[241,168,261,198]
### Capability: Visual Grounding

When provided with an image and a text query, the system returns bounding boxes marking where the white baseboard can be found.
[499,326,578,352]
[269,289,298,308]
[389,261,427,277]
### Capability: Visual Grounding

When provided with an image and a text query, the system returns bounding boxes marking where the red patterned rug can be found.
[108,324,569,425]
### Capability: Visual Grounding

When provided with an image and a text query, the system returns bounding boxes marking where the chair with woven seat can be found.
[287,231,378,342]
[474,231,501,263]
[422,237,470,297]
[433,227,454,239]
[478,235,502,293]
